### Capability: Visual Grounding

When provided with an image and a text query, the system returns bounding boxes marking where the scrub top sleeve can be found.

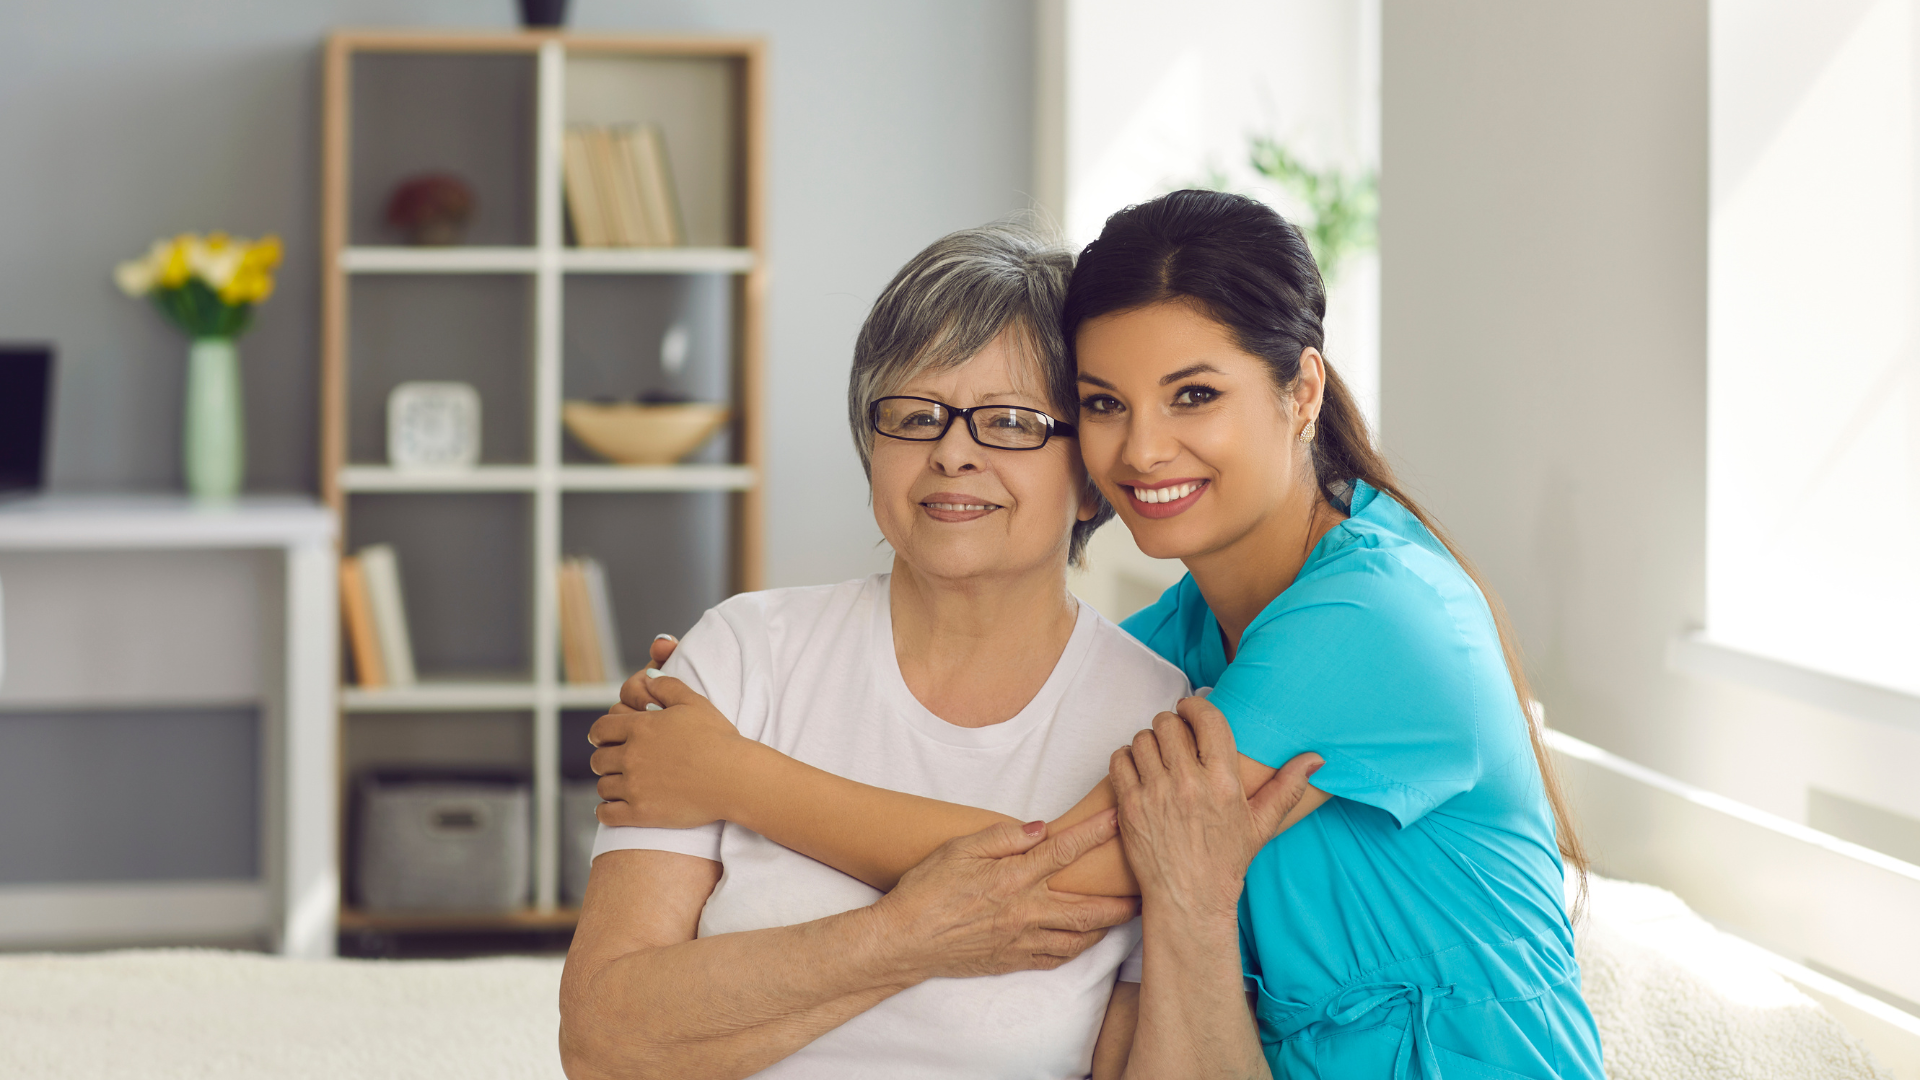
[1207,564,1484,828]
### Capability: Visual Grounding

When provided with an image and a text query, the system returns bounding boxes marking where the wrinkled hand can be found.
[590,672,744,830]
[874,813,1142,981]
[1111,695,1323,919]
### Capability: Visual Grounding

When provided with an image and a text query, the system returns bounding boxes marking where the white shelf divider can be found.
[339,464,755,493]
[341,681,542,712]
[341,247,540,273]
[342,246,754,275]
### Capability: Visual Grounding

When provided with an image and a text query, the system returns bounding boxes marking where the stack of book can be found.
[340,543,417,689]
[558,555,625,685]
[562,124,684,248]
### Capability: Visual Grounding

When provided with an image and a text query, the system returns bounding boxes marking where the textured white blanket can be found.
[0,878,1894,1079]
[1575,876,1891,1080]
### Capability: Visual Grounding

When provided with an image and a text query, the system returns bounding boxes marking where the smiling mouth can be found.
[1127,480,1206,505]
[1122,478,1209,519]
[923,500,999,512]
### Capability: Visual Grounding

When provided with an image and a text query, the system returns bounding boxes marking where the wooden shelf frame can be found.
[321,30,765,927]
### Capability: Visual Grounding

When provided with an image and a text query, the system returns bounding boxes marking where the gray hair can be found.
[846,219,1114,566]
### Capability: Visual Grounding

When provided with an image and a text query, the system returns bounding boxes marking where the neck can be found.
[1185,483,1343,657]
[887,554,1079,728]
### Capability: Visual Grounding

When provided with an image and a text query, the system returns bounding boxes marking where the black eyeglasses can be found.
[869,396,1077,451]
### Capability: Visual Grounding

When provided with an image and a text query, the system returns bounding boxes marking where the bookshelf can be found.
[321,30,764,937]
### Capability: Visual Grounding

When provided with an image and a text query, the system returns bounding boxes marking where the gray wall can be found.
[1379,0,1920,830]
[1,0,1036,589]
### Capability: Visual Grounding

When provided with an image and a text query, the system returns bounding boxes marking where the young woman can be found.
[596,191,1603,1079]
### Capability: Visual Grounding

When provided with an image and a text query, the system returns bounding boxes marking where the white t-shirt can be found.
[593,573,1190,1080]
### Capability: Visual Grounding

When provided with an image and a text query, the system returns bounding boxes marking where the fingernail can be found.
[1100,808,1119,828]
[1022,820,1046,837]
[653,633,677,642]
[1307,757,1324,776]
[645,668,664,679]
[645,703,663,712]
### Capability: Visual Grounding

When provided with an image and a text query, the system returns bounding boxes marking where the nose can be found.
[927,416,984,474]
[1118,407,1178,475]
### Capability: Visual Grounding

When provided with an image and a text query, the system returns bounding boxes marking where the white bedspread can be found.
[0,877,1895,1079]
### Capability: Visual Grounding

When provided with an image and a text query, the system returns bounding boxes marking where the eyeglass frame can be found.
[867,395,1078,451]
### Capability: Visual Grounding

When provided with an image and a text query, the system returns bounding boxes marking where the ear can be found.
[1295,347,1328,429]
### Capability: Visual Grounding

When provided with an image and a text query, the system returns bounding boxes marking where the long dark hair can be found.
[1063,189,1587,888]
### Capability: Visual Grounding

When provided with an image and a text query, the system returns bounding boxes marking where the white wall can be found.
[1707,0,1920,696]
[1039,0,1380,620]
[1379,0,1920,839]
[0,0,1038,591]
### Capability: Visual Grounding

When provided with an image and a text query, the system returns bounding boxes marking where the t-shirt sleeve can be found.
[1117,933,1145,984]
[1207,559,1486,828]
[591,606,746,865]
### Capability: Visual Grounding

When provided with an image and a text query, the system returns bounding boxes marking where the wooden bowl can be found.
[562,401,731,465]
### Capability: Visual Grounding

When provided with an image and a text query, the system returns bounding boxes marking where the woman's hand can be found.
[590,674,745,830]
[1110,695,1323,918]
[612,634,683,709]
[871,813,1142,981]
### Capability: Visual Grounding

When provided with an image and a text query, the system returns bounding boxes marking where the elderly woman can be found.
[559,223,1311,1080]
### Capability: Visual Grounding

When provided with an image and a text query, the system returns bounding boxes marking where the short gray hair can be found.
[846,219,1114,565]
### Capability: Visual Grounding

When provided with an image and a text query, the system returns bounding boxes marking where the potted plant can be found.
[115,232,282,500]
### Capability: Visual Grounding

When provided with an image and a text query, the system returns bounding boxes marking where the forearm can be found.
[562,904,916,1080]
[718,746,1293,898]
[721,738,1018,890]
[1123,906,1270,1079]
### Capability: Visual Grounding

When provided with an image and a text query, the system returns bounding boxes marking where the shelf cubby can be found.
[349,51,537,247]
[323,30,764,927]
[347,274,535,467]
[345,492,534,683]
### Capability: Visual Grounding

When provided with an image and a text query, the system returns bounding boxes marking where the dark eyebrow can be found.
[1076,372,1117,390]
[1159,362,1222,386]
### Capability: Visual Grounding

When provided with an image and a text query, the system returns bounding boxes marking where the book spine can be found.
[587,127,637,247]
[581,556,624,685]
[357,543,417,687]
[635,125,684,247]
[608,126,656,247]
[561,128,609,247]
[559,559,603,684]
[338,556,386,689]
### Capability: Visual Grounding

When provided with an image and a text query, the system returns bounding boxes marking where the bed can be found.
[3,735,1915,1079]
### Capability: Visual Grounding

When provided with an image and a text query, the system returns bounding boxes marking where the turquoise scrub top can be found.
[1123,482,1604,1080]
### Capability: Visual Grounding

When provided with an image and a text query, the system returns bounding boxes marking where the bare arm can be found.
[560,814,1139,1080]
[592,668,1329,897]
[1109,697,1324,1078]
[560,850,904,1080]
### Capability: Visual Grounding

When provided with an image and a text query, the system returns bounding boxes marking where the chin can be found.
[1122,514,1211,562]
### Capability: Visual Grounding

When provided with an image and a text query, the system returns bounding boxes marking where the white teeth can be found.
[927,502,994,511]
[1133,482,1201,504]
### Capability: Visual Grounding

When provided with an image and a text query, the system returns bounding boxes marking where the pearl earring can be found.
[1299,419,1317,443]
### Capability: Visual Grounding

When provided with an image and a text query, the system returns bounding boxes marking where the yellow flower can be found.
[157,235,193,289]
[245,235,283,270]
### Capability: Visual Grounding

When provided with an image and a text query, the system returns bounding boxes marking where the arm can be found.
[559,849,902,1080]
[560,815,1139,1080]
[1091,981,1141,1080]
[593,670,1329,897]
[1108,697,1324,1078]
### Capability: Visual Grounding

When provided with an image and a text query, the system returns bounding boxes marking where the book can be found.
[561,128,611,247]
[628,124,684,247]
[588,127,646,247]
[339,555,386,688]
[558,558,602,684]
[579,556,625,684]
[357,543,417,687]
